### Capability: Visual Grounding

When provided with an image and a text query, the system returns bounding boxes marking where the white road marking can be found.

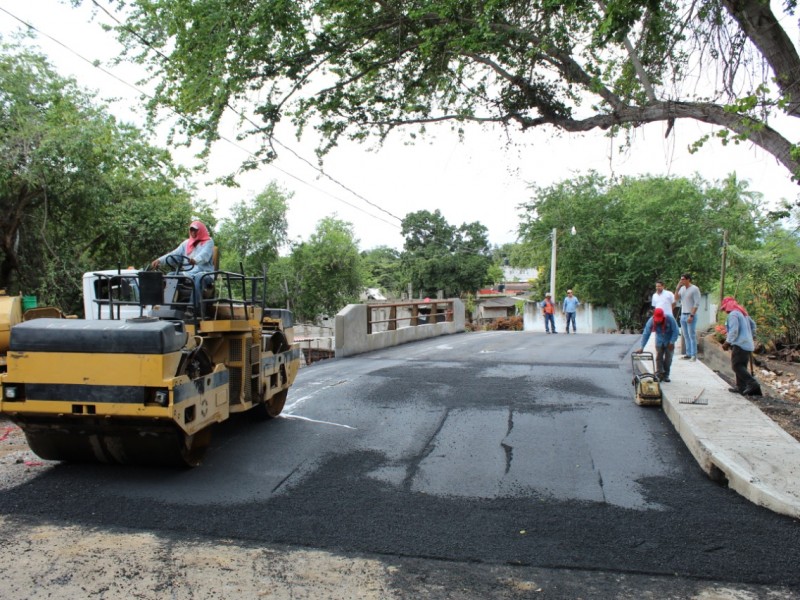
[280,414,355,429]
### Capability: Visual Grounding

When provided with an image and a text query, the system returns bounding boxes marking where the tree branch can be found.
[721,0,800,117]
[597,0,657,102]
[528,100,800,177]
[374,99,800,177]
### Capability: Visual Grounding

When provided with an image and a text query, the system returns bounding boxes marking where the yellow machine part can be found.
[635,379,662,406]
[199,317,300,418]
[0,349,230,466]
[0,293,22,359]
[0,296,302,467]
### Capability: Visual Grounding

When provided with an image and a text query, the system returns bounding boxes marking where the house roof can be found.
[479,297,519,308]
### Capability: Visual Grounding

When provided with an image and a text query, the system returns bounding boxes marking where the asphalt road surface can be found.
[1,331,799,598]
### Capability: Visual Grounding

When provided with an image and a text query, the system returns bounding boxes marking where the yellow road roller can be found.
[0,262,300,467]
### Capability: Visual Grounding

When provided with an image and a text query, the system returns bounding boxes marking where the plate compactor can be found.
[631,351,662,406]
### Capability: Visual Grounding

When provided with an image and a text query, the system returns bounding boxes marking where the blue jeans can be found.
[565,312,576,332]
[544,313,556,332]
[680,313,697,357]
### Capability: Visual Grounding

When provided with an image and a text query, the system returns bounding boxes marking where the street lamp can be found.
[550,226,577,299]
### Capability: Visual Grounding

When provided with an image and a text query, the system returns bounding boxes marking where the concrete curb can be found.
[645,340,800,519]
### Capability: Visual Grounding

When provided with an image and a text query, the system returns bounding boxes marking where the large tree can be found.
[269,216,363,321]
[106,0,800,179]
[0,42,197,312]
[361,245,404,295]
[518,172,763,330]
[401,209,492,297]
[215,181,290,275]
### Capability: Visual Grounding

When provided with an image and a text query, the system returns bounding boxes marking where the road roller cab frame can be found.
[0,261,301,466]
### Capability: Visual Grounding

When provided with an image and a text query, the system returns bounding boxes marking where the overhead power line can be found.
[87,0,403,224]
[0,3,402,230]
[1,2,504,260]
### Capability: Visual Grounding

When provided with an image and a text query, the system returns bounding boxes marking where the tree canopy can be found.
[107,0,800,180]
[268,216,363,321]
[401,209,492,297]
[361,245,403,295]
[517,172,763,330]
[0,42,197,313]
[215,182,290,275]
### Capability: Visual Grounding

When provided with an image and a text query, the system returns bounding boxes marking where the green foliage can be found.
[401,209,492,297]
[0,42,195,314]
[487,263,505,287]
[360,245,404,295]
[517,172,763,330]
[269,216,363,321]
[265,255,295,311]
[215,181,290,275]
[106,0,800,178]
[722,223,800,346]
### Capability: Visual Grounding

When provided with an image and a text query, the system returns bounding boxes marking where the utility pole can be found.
[550,228,557,299]
[720,229,728,306]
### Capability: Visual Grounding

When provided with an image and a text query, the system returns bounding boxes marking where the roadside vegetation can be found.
[513,172,800,349]
[1,33,798,354]
[0,43,497,320]
[0,42,201,312]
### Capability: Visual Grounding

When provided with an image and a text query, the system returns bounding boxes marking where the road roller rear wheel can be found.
[251,389,288,421]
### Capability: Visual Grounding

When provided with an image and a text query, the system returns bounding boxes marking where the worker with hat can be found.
[635,307,679,382]
[720,296,762,396]
[541,293,557,334]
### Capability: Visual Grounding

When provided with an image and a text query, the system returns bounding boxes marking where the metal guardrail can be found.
[366,300,455,334]
[91,270,267,326]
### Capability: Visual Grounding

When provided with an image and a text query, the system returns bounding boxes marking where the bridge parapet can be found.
[335,299,465,358]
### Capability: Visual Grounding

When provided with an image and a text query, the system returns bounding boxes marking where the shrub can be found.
[488,316,524,331]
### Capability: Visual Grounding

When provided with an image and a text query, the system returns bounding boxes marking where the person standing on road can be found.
[651,280,675,317]
[721,296,762,396]
[675,273,700,361]
[635,308,679,382]
[541,293,557,334]
[562,289,580,334]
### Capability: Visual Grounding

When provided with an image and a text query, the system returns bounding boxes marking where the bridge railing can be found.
[336,299,465,358]
[366,300,455,334]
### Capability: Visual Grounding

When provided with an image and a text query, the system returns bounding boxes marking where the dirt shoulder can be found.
[700,334,800,443]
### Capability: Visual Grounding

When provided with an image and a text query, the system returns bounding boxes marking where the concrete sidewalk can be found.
[646,340,800,519]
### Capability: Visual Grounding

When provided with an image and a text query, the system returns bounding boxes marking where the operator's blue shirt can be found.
[562,296,580,313]
[157,238,215,275]
[726,310,756,352]
[639,313,680,348]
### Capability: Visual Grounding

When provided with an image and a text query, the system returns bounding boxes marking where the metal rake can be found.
[679,388,708,405]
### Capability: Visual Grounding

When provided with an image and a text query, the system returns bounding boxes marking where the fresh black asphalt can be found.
[0,332,798,589]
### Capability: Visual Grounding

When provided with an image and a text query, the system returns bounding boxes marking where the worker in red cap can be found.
[635,307,680,382]
[720,296,762,396]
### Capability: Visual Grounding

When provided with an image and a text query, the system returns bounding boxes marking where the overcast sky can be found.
[2,1,799,252]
